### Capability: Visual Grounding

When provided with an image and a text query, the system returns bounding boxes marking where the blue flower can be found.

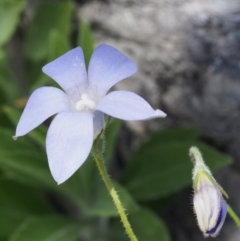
[14,44,166,184]
[190,147,227,237]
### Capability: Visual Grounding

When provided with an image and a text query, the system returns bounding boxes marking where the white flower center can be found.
[75,93,96,111]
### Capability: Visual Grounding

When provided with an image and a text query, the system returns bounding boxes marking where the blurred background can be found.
[0,0,240,240]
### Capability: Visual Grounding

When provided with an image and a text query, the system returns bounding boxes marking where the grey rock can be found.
[78,0,240,240]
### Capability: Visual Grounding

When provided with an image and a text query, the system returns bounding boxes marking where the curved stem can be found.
[92,149,138,241]
[227,203,240,228]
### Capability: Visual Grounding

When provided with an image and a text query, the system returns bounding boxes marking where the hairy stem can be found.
[92,148,138,241]
[227,203,240,228]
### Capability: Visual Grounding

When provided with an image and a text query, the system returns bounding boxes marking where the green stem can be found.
[92,148,138,241]
[227,203,240,228]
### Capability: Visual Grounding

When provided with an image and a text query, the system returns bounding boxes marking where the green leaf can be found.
[0,126,56,189]
[108,209,170,241]
[85,181,139,217]
[78,20,94,67]
[0,1,26,46]
[142,194,178,214]
[120,129,232,201]
[0,179,54,240]
[24,1,73,61]
[9,216,79,241]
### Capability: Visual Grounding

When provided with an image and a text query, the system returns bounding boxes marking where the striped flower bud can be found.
[190,147,228,237]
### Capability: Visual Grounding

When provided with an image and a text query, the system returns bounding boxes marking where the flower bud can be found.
[190,147,227,237]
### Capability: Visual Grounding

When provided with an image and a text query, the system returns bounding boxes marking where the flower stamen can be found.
[75,93,96,111]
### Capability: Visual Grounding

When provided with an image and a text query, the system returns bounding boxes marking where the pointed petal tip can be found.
[56,180,63,185]
[155,109,167,118]
[51,173,65,185]
[52,171,68,185]
[41,65,47,74]
[12,135,18,141]
[42,48,87,94]
[53,170,77,185]
[42,64,50,74]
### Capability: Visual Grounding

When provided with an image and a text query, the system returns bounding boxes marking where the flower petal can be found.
[42,47,87,96]
[93,110,104,137]
[96,91,166,121]
[88,44,137,97]
[209,200,227,237]
[194,186,221,235]
[46,112,93,184]
[14,87,69,138]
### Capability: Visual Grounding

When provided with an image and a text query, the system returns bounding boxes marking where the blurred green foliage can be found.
[0,1,232,241]
[0,180,54,240]
[120,129,232,201]
[0,1,26,47]
[10,216,79,241]
[24,2,73,61]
